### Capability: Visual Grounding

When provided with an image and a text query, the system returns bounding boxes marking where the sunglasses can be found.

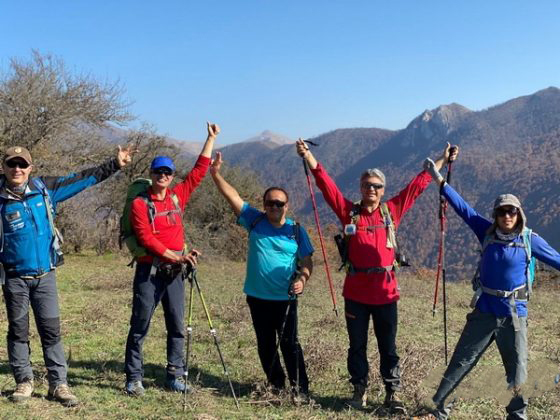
[496,207,519,217]
[5,160,30,169]
[361,182,384,190]
[152,168,174,176]
[265,199,286,208]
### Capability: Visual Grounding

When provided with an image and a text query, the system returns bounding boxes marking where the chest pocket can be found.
[4,210,25,232]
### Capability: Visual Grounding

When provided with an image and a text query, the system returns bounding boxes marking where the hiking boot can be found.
[347,384,367,409]
[165,377,191,393]
[126,380,145,397]
[411,414,439,420]
[384,390,406,414]
[11,379,33,402]
[291,387,311,406]
[48,383,79,407]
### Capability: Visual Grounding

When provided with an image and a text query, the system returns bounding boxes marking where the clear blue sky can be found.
[2,1,559,144]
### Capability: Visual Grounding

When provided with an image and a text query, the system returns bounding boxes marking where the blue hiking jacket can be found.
[0,159,120,276]
[442,183,560,317]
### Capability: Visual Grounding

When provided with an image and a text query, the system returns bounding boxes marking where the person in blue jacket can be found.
[422,158,560,420]
[0,145,134,406]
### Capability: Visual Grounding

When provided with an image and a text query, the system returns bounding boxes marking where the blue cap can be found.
[151,156,176,172]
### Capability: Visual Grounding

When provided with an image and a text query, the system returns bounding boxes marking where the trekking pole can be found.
[183,266,195,412]
[431,146,457,365]
[267,277,300,397]
[292,297,301,399]
[189,268,240,409]
[301,140,339,317]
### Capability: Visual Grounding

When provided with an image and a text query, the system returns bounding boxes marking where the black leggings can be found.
[246,295,309,393]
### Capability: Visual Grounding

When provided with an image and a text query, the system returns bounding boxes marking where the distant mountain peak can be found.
[403,103,471,146]
[241,130,293,146]
[418,103,471,125]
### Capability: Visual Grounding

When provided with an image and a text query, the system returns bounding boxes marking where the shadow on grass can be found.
[67,359,255,397]
[311,394,396,415]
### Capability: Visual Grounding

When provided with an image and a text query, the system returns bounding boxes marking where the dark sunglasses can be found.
[5,160,30,169]
[361,182,384,190]
[152,168,174,176]
[265,199,286,208]
[496,207,519,217]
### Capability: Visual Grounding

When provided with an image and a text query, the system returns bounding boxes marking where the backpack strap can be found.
[0,177,5,253]
[349,201,361,225]
[0,177,5,283]
[380,203,397,250]
[341,201,401,274]
[521,227,534,296]
[31,177,63,266]
[250,214,301,248]
[471,230,534,331]
[249,214,266,232]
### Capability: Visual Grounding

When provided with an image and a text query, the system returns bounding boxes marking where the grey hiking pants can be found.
[2,271,68,386]
[432,309,528,420]
[125,263,185,381]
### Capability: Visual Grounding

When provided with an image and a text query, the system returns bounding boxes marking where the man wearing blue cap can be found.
[124,123,220,396]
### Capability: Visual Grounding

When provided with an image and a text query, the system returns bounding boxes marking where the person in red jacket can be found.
[296,139,456,412]
[124,123,220,397]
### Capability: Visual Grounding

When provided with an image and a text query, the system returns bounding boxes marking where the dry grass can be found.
[0,253,557,419]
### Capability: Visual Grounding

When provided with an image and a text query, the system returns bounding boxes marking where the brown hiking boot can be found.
[11,380,33,402]
[48,383,79,407]
[347,384,367,409]
[384,390,407,414]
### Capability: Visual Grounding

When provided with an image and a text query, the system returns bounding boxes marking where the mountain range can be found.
[216,87,560,279]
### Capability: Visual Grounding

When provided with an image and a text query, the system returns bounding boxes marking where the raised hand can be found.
[296,138,309,157]
[117,144,137,168]
[207,122,221,138]
[210,151,223,175]
[442,142,459,164]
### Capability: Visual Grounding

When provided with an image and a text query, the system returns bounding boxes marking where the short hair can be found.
[263,186,289,203]
[360,168,386,186]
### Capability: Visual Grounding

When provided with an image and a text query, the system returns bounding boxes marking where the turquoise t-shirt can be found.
[238,203,314,300]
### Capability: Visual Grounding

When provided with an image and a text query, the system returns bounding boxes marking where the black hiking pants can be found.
[125,263,185,382]
[345,298,401,392]
[246,295,309,393]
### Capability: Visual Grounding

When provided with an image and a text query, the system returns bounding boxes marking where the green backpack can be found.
[119,178,181,258]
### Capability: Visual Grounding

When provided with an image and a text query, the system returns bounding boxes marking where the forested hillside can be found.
[222,87,560,278]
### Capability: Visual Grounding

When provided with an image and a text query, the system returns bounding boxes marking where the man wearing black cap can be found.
[0,144,135,406]
[124,122,220,396]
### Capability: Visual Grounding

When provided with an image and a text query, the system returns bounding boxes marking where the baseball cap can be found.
[4,146,32,165]
[150,156,176,172]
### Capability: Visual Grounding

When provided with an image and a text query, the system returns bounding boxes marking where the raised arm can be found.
[200,122,220,158]
[210,151,244,217]
[531,234,560,271]
[296,138,318,169]
[424,156,492,241]
[295,138,351,222]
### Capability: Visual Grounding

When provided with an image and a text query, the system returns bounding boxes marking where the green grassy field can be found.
[0,253,558,419]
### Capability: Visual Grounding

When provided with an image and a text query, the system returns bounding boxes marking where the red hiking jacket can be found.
[131,155,210,263]
[311,163,432,305]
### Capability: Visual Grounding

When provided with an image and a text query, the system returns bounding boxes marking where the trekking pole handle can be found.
[448,145,458,164]
[444,145,458,186]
